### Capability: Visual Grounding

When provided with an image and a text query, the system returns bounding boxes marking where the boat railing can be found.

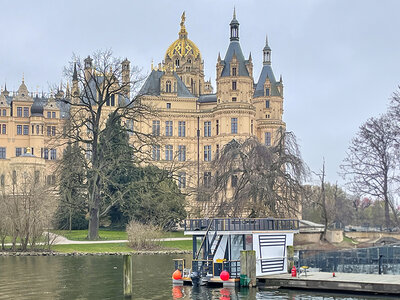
[192,259,241,279]
[184,218,299,232]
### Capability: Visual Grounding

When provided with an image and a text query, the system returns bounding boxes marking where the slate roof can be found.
[139,70,196,98]
[220,41,249,77]
[253,64,281,98]
[198,94,217,103]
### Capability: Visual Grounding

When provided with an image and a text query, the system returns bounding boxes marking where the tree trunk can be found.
[69,208,72,232]
[88,208,99,240]
[384,194,390,230]
[88,186,100,240]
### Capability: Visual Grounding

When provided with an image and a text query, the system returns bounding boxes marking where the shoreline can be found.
[0,250,192,256]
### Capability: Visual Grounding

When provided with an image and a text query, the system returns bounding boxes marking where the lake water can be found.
[0,254,396,299]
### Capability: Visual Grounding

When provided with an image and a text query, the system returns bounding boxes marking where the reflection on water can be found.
[0,255,396,300]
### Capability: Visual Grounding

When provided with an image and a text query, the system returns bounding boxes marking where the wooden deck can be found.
[258,272,400,295]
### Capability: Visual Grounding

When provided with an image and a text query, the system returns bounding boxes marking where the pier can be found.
[258,272,400,295]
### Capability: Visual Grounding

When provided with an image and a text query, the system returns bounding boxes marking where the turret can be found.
[84,56,93,82]
[122,58,130,97]
[263,34,271,65]
[230,8,239,41]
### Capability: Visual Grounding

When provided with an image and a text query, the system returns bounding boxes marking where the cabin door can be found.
[253,233,293,276]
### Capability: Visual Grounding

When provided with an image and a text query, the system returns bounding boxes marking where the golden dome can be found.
[165,12,201,60]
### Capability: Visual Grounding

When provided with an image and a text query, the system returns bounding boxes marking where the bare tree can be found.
[340,114,397,229]
[199,128,308,218]
[58,50,153,240]
[311,160,329,241]
[0,171,56,251]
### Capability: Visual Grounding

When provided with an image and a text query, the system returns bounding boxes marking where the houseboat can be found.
[173,218,299,286]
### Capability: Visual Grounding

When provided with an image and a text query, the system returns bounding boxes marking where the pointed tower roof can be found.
[220,10,249,77]
[73,62,78,81]
[14,76,32,101]
[254,35,280,98]
[264,34,271,51]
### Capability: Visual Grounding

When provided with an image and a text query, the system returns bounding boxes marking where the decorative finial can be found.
[280,74,283,82]
[266,34,269,46]
[233,6,236,19]
[151,59,154,71]
[180,11,186,28]
[22,73,25,83]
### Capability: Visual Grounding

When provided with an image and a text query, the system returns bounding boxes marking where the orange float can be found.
[172,269,182,280]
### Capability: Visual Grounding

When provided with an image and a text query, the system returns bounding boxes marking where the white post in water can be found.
[123,254,132,296]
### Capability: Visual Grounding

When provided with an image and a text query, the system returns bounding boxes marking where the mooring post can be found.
[240,250,256,287]
[123,254,132,296]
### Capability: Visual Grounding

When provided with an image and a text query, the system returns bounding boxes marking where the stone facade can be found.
[0,11,286,216]
[137,11,285,214]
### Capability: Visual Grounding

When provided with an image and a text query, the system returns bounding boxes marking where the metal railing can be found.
[192,259,241,278]
[184,218,299,232]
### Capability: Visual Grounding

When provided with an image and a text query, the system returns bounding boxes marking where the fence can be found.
[298,245,400,275]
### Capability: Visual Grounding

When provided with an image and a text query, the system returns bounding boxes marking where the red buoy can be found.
[220,270,230,281]
[172,269,182,280]
[291,266,297,277]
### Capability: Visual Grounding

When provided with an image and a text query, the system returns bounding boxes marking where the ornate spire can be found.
[263,34,272,65]
[179,11,187,38]
[73,62,78,81]
[230,8,239,41]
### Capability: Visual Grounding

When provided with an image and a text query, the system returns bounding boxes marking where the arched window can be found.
[175,59,180,68]
[187,58,192,64]
[166,81,172,93]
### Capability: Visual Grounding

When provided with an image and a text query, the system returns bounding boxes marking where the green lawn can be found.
[51,240,192,253]
[52,230,128,241]
[52,229,185,241]
[160,240,192,251]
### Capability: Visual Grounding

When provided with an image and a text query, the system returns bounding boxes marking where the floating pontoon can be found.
[173,217,299,287]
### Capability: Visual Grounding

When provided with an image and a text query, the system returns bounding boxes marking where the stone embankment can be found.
[0,250,192,256]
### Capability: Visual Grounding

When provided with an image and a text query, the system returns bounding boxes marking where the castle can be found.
[0,11,285,215]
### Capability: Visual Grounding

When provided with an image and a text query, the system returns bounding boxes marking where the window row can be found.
[16,107,30,118]
[202,172,238,188]
[15,125,55,136]
[152,144,187,161]
[151,144,217,162]
[47,111,57,119]
[0,172,56,186]
[151,118,240,136]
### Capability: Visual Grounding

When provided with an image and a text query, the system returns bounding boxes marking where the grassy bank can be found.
[51,240,192,253]
[52,229,185,241]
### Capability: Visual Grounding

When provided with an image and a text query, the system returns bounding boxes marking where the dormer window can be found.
[265,88,270,96]
[166,81,172,93]
[232,67,237,76]
[175,59,180,68]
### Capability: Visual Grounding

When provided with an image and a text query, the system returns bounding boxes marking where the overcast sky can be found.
[1,0,399,185]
